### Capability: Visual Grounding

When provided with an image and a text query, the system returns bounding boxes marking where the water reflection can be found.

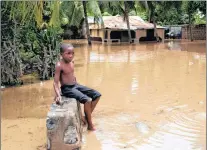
[166,40,205,53]
[131,78,138,95]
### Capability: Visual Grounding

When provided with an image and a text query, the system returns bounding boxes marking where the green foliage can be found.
[20,22,63,80]
[182,1,206,25]
[1,2,23,85]
[135,1,205,25]
[60,1,83,27]
[193,10,206,25]
[1,1,64,86]
[102,11,112,16]
[61,17,69,26]
[133,2,147,21]
[155,2,183,25]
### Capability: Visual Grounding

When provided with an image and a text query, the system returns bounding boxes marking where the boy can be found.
[53,43,101,131]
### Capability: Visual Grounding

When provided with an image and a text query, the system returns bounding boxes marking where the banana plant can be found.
[60,0,103,45]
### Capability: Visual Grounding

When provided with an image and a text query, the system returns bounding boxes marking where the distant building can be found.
[87,16,166,43]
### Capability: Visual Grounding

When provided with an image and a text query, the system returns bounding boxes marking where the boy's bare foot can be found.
[81,116,87,125]
[83,116,95,126]
[88,125,96,131]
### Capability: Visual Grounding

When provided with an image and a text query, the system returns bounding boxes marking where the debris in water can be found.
[189,62,194,66]
[135,122,150,134]
[7,125,18,128]
[198,101,204,105]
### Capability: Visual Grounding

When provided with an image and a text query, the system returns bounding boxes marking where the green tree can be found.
[154,1,183,25]
[193,10,206,25]
[1,1,63,84]
[124,1,132,43]
[99,1,133,43]
[82,1,91,45]
[182,1,205,41]
[138,1,160,41]
[60,1,102,45]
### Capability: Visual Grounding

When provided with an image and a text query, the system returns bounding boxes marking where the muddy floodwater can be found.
[1,40,206,150]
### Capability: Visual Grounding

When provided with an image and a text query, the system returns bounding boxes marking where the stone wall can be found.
[182,24,206,40]
[46,97,82,150]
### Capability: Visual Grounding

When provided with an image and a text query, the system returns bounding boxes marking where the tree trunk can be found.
[148,9,151,22]
[147,2,158,42]
[145,1,149,10]
[189,14,193,41]
[82,1,91,45]
[124,2,132,43]
[153,18,159,42]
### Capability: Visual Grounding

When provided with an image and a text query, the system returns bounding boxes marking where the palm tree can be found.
[139,1,184,42]
[60,1,103,45]
[103,1,132,43]
[124,2,132,43]
[148,2,159,42]
[138,1,159,42]
[82,1,91,45]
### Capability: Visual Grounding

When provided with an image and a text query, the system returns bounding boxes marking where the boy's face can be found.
[61,47,74,62]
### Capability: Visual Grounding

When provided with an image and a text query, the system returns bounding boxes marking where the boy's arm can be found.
[72,60,77,83]
[53,62,61,103]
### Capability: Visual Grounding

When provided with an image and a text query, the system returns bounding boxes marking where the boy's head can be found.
[60,43,74,63]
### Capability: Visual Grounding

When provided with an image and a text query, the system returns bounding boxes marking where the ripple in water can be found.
[135,111,206,150]
[82,108,205,150]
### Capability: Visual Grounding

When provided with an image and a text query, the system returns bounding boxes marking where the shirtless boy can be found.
[53,43,101,131]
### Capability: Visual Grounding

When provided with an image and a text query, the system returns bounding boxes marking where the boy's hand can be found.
[54,96,61,105]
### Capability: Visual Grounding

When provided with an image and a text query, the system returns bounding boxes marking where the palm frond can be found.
[70,3,84,27]
[34,1,43,27]
[49,1,60,27]
[86,0,104,27]
[60,1,84,27]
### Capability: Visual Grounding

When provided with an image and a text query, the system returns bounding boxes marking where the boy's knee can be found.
[92,92,101,101]
[83,99,92,105]
[79,95,92,104]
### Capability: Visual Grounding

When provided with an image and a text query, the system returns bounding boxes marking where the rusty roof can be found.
[89,16,165,30]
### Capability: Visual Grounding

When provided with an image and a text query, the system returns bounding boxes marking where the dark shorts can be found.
[61,83,101,104]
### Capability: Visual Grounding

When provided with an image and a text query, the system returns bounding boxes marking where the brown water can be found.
[1,40,206,150]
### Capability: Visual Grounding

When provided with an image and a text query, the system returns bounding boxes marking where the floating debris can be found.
[189,62,194,66]
[135,122,150,134]
[198,101,204,105]
[1,86,5,89]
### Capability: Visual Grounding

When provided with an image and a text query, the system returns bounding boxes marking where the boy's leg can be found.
[61,85,95,130]
[84,101,95,131]
[82,97,99,126]
[91,96,100,113]
[76,84,101,113]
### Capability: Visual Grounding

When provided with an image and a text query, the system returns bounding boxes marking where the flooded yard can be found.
[1,40,206,150]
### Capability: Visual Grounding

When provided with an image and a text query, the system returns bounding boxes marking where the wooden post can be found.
[107,30,111,44]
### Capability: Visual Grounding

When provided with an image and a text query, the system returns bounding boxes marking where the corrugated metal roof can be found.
[89,16,165,30]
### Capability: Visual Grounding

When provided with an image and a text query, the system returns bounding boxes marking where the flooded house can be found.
[87,16,165,43]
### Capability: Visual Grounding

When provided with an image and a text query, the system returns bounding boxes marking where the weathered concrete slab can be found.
[46,97,82,150]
